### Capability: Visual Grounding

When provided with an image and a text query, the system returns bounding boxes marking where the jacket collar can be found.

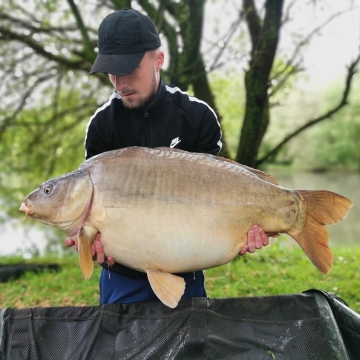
[146,80,167,117]
[127,80,166,118]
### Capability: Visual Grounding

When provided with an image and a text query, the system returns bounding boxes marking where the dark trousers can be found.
[99,268,207,304]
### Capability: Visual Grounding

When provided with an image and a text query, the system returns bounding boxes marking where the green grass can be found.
[206,241,360,313]
[0,256,102,308]
[1,241,360,313]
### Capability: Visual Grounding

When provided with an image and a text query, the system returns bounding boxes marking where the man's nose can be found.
[114,75,127,91]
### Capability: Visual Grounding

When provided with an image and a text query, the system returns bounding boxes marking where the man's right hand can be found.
[64,233,116,266]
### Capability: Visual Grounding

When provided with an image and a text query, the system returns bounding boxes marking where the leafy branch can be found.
[257,52,360,166]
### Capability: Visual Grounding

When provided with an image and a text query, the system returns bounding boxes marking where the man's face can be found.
[109,50,164,110]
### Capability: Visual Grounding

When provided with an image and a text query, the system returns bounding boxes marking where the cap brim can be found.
[89,52,145,76]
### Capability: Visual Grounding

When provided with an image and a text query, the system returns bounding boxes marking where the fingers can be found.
[247,228,256,253]
[107,256,116,266]
[239,244,249,255]
[66,232,115,266]
[94,238,105,264]
[64,237,79,251]
[64,238,75,247]
[91,233,102,258]
[92,233,115,266]
[251,224,269,248]
[259,227,270,246]
[254,225,263,249]
[239,224,270,255]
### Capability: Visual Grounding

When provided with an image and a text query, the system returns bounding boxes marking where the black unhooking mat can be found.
[0,290,359,360]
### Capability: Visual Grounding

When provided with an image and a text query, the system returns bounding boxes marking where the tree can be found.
[236,0,360,167]
[0,0,231,167]
[236,0,283,166]
[0,0,359,216]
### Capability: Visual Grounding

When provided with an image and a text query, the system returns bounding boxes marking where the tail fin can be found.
[288,190,352,274]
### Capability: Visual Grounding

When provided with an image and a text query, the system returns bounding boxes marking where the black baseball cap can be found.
[90,9,161,76]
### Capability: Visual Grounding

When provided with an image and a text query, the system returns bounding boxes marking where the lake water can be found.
[0,171,359,257]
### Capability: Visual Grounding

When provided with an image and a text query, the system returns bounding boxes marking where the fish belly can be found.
[94,200,251,273]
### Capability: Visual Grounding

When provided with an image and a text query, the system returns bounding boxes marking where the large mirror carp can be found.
[20,147,352,308]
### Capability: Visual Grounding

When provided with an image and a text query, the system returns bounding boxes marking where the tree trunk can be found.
[236,0,283,167]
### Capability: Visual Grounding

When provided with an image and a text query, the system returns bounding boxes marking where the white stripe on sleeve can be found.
[84,92,121,158]
[165,85,223,152]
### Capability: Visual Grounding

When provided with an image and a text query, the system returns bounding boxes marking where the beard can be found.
[121,75,157,110]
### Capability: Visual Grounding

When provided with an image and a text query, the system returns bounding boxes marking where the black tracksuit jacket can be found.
[85,81,222,159]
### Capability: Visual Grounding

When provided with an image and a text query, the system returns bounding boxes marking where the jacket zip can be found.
[144,109,154,147]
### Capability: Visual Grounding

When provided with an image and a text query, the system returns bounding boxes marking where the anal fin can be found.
[146,269,185,308]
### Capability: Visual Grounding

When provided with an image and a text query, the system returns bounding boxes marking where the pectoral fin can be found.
[77,225,98,280]
[146,269,185,308]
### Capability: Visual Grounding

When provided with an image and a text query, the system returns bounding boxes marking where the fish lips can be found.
[19,199,52,224]
[19,200,35,217]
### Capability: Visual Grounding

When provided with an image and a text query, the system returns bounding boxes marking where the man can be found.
[65,9,269,304]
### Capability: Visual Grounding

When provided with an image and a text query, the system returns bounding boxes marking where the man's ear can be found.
[156,51,165,71]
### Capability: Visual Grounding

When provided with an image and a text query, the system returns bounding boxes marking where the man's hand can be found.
[64,233,115,266]
[239,224,269,255]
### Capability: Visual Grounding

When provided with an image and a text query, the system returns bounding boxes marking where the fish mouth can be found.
[19,201,35,217]
[18,204,53,226]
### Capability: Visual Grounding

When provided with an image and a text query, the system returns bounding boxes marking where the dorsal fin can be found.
[235,164,278,185]
[153,147,278,185]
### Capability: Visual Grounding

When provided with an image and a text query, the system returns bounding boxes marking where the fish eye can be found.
[44,186,52,194]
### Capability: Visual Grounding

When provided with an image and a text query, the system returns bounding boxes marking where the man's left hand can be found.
[240,224,269,255]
